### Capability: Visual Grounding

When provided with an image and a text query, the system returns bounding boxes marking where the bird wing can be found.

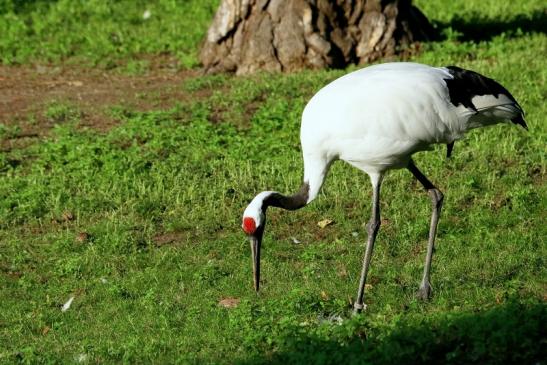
[442,66,525,128]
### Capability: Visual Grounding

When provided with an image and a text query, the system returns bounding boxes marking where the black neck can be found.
[264,183,310,211]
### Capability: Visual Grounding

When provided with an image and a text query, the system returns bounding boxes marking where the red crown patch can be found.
[242,217,256,235]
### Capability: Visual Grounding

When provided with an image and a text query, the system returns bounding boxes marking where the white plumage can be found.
[242,62,526,313]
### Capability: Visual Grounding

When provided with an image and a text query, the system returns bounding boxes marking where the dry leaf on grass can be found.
[337,265,348,278]
[76,232,89,243]
[218,298,240,308]
[317,219,334,228]
[62,211,74,221]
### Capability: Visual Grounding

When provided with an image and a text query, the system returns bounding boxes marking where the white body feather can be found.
[302,63,514,172]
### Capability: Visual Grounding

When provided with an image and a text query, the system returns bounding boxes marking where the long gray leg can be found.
[407,160,444,300]
[353,173,383,314]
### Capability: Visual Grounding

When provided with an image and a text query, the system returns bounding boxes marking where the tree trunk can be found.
[200,0,436,75]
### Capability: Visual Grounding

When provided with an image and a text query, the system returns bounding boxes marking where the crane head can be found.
[242,215,265,292]
[242,192,274,292]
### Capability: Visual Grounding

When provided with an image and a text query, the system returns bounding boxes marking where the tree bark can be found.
[200,0,436,75]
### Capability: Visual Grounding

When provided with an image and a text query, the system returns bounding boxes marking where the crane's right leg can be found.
[407,160,444,300]
[353,172,383,314]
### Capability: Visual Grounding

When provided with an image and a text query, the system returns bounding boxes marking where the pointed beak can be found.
[249,235,261,292]
[512,115,528,130]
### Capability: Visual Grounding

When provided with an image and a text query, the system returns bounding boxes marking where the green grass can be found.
[0,0,219,68]
[1,0,546,364]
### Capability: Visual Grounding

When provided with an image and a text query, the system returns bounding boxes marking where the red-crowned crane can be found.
[241,62,527,313]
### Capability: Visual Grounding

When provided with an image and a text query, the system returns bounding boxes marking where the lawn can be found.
[0,0,545,364]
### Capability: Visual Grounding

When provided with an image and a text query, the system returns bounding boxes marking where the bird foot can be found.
[416,282,432,301]
[352,302,367,315]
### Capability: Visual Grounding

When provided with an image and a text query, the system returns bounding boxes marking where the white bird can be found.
[241,62,527,313]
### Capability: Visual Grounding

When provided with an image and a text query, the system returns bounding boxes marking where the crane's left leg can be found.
[407,160,444,300]
[353,172,383,314]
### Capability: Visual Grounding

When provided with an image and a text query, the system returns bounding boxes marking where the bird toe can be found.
[416,283,432,301]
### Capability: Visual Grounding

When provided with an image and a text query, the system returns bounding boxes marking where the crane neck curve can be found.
[263,182,310,211]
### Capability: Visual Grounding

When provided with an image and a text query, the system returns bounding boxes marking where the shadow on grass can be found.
[0,0,51,14]
[437,10,547,41]
[240,300,546,365]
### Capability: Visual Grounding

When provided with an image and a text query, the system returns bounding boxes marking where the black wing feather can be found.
[443,66,521,111]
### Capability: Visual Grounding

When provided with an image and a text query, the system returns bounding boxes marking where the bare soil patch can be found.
[0,58,206,150]
[153,232,186,247]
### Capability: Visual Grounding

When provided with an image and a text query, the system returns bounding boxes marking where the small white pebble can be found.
[143,10,151,20]
[352,231,359,237]
[76,353,88,363]
[61,296,74,312]
[290,237,301,244]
